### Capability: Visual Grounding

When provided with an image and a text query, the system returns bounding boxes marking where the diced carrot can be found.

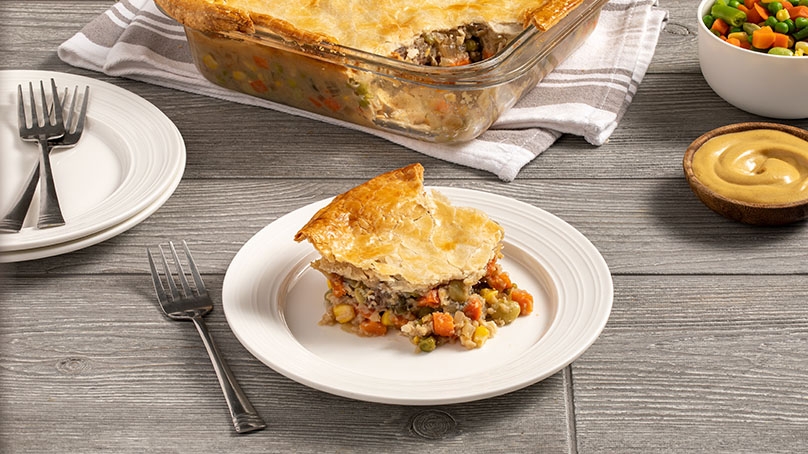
[485,260,512,292]
[328,275,346,297]
[431,99,451,113]
[249,79,268,93]
[446,57,471,66]
[432,312,455,337]
[753,2,770,21]
[752,26,776,48]
[253,55,270,69]
[738,4,762,23]
[744,0,759,7]
[359,320,387,336]
[711,18,730,36]
[782,1,794,9]
[322,97,341,112]
[727,37,742,47]
[772,32,791,48]
[510,288,534,316]
[787,5,808,18]
[739,39,752,49]
[462,299,483,321]
[417,289,441,308]
[308,97,322,108]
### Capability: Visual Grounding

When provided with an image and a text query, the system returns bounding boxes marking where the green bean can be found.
[711,3,747,27]
[794,25,808,40]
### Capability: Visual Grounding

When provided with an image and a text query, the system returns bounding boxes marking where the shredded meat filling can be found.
[392,23,513,66]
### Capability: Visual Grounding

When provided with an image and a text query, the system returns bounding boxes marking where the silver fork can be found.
[147,241,267,434]
[17,79,66,229]
[0,85,89,233]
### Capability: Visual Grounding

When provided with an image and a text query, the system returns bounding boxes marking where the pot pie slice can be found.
[155,0,585,66]
[294,163,534,352]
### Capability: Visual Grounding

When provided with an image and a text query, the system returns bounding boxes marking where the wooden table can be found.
[2,1,807,452]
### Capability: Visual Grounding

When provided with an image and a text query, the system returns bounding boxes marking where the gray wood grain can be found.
[3,0,808,452]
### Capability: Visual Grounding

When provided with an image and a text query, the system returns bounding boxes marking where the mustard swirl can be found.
[692,129,808,205]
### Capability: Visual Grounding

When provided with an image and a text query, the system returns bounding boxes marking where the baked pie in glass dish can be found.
[156,0,607,142]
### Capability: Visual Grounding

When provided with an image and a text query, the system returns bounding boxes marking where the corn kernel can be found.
[472,325,491,347]
[776,9,790,22]
[381,311,395,326]
[202,54,218,70]
[232,71,246,81]
[480,288,498,304]
[796,42,808,54]
[727,32,748,42]
[333,304,355,324]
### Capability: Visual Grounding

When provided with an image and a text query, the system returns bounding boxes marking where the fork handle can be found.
[0,163,39,232]
[36,137,65,228]
[191,315,267,434]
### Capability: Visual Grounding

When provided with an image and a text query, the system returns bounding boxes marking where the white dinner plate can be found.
[0,150,183,263]
[0,70,185,252]
[222,187,613,405]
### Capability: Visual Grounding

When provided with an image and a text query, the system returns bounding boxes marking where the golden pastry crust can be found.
[155,0,584,57]
[294,163,503,294]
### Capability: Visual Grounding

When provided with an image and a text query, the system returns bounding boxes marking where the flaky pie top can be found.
[294,163,504,293]
[156,0,584,57]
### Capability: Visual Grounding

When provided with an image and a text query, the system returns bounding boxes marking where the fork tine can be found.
[29,82,39,127]
[182,240,208,296]
[73,86,89,135]
[17,85,27,131]
[62,87,74,132]
[169,241,194,297]
[147,248,169,304]
[49,79,63,127]
[158,244,181,301]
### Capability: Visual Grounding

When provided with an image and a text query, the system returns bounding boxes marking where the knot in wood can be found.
[55,357,90,375]
[409,409,457,439]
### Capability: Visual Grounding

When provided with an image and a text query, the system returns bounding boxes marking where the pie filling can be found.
[392,23,515,66]
[320,256,534,352]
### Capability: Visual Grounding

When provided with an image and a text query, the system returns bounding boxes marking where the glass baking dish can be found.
[164,0,607,143]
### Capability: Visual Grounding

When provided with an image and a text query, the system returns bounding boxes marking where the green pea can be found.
[784,19,795,33]
[418,336,436,352]
[768,1,783,14]
[768,47,794,56]
[795,17,808,30]
[491,299,521,325]
[728,0,741,7]
[774,21,790,34]
[703,14,716,28]
[801,0,808,6]
[765,16,778,28]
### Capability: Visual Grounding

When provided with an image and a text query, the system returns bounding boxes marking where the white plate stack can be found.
[0,70,185,262]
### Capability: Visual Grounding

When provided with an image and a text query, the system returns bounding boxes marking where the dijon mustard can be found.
[691,129,808,205]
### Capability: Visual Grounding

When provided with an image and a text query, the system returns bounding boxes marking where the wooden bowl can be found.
[683,122,808,226]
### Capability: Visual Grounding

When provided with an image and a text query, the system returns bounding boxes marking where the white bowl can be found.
[697,0,808,119]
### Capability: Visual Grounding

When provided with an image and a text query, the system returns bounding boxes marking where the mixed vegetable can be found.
[322,258,534,352]
[703,0,808,56]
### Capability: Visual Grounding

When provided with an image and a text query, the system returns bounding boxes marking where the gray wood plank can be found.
[572,275,808,453]
[0,274,572,453]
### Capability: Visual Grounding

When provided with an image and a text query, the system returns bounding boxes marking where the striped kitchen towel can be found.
[58,0,667,181]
